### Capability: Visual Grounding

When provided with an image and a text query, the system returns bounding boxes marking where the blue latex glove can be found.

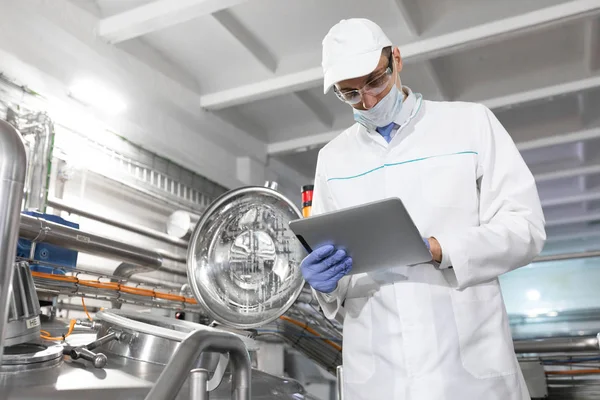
[300,245,352,294]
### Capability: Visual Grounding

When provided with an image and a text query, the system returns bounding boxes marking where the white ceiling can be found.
[63,0,600,254]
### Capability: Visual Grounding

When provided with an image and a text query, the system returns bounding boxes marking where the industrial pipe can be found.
[0,120,27,363]
[514,335,600,353]
[336,365,344,400]
[189,368,209,400]
[19,214,186,276]
[47,197,188,249]
[533,250,600,263]
[144,330,251,400]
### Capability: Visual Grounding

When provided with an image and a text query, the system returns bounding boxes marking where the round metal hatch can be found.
[187,186,306,329]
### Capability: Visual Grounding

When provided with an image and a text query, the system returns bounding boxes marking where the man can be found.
[300,18,546,400]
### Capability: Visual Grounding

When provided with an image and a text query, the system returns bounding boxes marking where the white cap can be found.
[322,19,393,94]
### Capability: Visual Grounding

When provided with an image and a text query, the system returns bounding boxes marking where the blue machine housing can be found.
[17,211,79,274]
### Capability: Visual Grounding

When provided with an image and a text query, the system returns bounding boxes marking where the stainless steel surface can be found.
[19,213,162,266]
[0,342,63,373]
[144,330,251,400]
[0,119,27,364]
[336,365,344,400]
[189,368,209,400]
[19,112,54,212]
[6,262,41,346]
[206,354,229,392]
[264,181,279,191]
[48,197,188,249]
[156,248,187,264]
[514,335,600,353]
[95,309,257,365]
[0,348,306,399]
[519,360,548,399]
[187,186,306,329]
[19,213,187,275]
[112,262,158,281]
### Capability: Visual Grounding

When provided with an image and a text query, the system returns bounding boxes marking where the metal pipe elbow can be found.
[0,120,27,184]
[144,329,251,400]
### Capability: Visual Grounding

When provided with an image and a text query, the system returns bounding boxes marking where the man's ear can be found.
[393,47,403,73]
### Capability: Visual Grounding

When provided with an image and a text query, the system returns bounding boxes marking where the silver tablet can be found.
[288,198,432,275]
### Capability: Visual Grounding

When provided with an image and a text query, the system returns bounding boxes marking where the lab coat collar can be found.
[360,86,422,146]
[392,86,419,128]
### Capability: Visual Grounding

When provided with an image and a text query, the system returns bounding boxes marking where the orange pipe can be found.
[280,315,342,352]
[546,369,600,375]
[31,271,197,306]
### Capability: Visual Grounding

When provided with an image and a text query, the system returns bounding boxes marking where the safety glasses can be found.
[333,52,394,105]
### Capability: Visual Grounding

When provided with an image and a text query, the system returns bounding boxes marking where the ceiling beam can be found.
[200,0,600,110]
[394,0,422,37]
[267,130,341,155]
[393,0,449,100]
[545,212,600,227]
[267,80,600,156]
[546,231,600,243]
[7,0,268,190]
[517,126,600,152]
[541,190,600,207]
[577,92,590,126]
[422,61,450,100]
[294,91,334,129]
[483,76,600,110]
[212,10,277,73]
[545,227,600,243]
[534,162,600,183]
[97,0,249,44]
[584,16,600,72]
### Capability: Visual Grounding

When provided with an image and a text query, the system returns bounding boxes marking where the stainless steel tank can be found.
[5,261,42,347]
[1,262,64,378]
[0,183,313,399]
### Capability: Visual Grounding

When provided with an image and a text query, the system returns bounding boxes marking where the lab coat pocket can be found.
[450,285,517,379]
[419,156,474,208]
[342,296,375,384]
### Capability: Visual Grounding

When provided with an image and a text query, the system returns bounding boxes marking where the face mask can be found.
[353,76,403,130]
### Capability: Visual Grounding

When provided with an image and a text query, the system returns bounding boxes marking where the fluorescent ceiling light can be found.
[69,79,126,115]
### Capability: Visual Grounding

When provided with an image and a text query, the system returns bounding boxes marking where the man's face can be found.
[335,47,403,111]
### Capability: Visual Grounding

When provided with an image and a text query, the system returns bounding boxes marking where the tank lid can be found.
[187,186,306,329]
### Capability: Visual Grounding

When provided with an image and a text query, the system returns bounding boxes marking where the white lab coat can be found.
[311,89,546,400]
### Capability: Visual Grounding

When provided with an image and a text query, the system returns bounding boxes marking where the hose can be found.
[31,271,198,304]
[81,297,93,321]
[40,319,77,341]
[279,315,342,352]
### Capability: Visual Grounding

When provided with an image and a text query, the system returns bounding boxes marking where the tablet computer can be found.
[288,197,432,275]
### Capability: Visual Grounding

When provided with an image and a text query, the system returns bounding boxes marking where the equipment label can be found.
[76,235,90,243]
[26,316,40,329]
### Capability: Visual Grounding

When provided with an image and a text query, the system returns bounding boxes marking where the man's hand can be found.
[300,245,353,293]
[427,237,442,263]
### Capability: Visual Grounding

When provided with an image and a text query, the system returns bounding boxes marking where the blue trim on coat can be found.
[327,151,478,182]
